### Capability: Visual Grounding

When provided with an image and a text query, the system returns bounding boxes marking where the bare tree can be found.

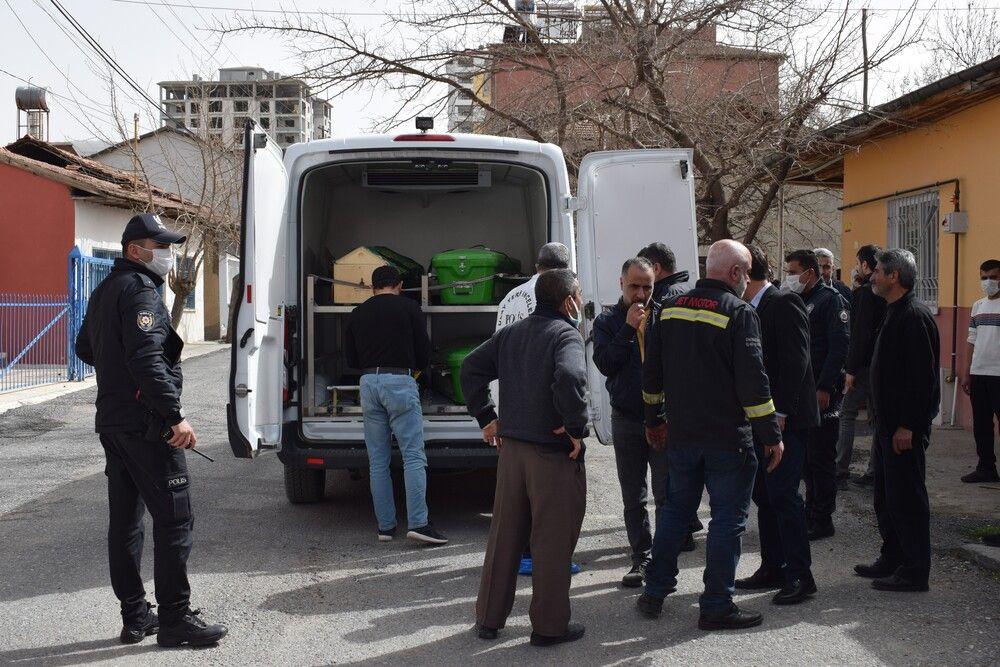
[219,0,919,245]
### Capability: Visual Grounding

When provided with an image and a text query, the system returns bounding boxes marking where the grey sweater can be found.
[460,305,589,457]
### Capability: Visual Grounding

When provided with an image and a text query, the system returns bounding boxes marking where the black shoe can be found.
[871,573,929,592]
[854,559,898,579]
[157,610,228,648]
[120,604,158,645]
[622,561,647,588]
[807,520,835,541]
[961,468,1000,483]
[474,624,498,640]
[377,526,397,542]
[530,622,585,647]
[698,605,763,631]
[406,523,448,545]
[681,532,697,552]
[635,593,663,619]
[735,568,784,591]
[853,473,875,487]
[772,578,817,605]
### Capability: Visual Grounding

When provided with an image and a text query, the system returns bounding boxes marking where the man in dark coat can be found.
[854,249,940,592]
[736,246,820,605]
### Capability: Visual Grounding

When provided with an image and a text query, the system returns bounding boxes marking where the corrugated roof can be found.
[0,135,210,222]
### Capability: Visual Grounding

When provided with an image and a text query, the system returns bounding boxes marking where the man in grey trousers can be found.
[461,268,589,647]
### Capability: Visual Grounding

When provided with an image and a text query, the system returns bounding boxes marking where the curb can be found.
[957,544,1000,573]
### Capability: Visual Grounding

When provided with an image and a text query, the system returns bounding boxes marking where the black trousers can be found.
[872,425,931,583]
[805,415,839,523]
[752,428,812,581]
[101,431,193,625]
[970,374,1000,471]
[612,417,669,564]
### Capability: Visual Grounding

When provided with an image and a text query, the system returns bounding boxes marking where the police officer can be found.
[75,213,227,648]
[637,240,783,631]
[782,249,850,541]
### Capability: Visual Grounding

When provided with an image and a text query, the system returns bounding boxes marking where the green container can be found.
[431,248,522,305]
[430,340,484,404]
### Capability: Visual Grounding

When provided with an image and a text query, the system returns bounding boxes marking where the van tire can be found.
[284,465,325,503]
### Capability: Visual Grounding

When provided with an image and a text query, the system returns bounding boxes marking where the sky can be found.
[0,0,976,149]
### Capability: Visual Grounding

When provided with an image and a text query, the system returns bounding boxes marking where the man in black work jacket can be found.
[783,249,850,540]
[837,244,887,487]
[737,246,820,605]
[636,240,784,631]
[854,249,940,592]
[75,213,227,648]
[638,241,692,326]
[461,268,589,646]
[345,266,446,546]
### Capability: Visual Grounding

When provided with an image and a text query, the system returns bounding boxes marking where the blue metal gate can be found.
[67,247,114,381]
[0,292,70,393]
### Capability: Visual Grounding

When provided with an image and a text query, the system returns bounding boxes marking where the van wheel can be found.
[283,465,325,503]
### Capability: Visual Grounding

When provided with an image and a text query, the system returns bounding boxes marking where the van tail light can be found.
[393,133,455,142]
[306,457,325,466]
[282,314,290,404]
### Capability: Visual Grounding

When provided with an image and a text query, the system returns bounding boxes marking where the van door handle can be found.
[235,384,252,397]
[240,328,254,348]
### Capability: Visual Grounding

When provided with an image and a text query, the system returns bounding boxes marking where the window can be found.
[281,118,296,128]
[888,191,939,309]
[176,256,196,310]
[234,116,250,130]
[275,100,298,114]
[190,102,200,114]
[259,100,270,113]
[189,117,200,128]
[260,117,270,129]
[92,248,122,260]
[232,84,253,98]
[209,117,223,129]
[234,100,249,112]
[208,85,228,98]
[208,100,222,113]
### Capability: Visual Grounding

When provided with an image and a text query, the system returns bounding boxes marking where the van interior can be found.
[299,159,549,420]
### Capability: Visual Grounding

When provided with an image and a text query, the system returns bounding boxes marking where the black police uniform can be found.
[75,228,192,629]
[800,282,850,531]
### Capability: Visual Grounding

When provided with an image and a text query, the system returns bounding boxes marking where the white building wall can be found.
[73,200,205,343]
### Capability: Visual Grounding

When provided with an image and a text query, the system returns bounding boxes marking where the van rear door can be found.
[575,149,698,445]
[227,123,288,458]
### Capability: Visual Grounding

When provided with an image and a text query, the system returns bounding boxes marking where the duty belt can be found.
[361,367,412,376]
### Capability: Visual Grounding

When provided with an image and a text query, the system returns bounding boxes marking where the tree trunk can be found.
[170,286,190,330]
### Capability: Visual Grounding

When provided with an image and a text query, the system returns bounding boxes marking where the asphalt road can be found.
[0,350,997,666]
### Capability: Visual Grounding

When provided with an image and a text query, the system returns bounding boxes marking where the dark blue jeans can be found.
[644,445,757,614]
[753,429,812,581]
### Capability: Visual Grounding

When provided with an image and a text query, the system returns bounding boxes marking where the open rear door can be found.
[575,149,698,445]
[227,122,288,458]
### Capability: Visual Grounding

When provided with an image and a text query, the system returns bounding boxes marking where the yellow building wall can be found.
[841,94,1000,309]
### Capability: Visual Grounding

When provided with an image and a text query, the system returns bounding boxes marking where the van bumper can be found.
[278,423,498,469]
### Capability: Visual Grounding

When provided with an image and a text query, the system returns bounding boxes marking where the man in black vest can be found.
[737,246,820,605]
[855,249,939,592]
[75,213,227,648]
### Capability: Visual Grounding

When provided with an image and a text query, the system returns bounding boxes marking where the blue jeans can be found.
[644,445,757,614]
[753,429,811,580]
[359,374,428,531]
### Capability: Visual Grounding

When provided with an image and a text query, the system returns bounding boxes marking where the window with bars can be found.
[177,256,196,310]
[887,191,939,309]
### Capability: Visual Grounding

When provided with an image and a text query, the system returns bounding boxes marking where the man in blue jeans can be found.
[637,240,784,630]
[345,266,447,545]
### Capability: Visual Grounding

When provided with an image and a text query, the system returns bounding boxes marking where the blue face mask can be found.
[566,298,582,327]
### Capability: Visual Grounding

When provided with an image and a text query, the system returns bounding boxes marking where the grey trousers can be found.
[836,369,876,477]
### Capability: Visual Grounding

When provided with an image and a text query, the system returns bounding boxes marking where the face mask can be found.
[138,246,174,277]
[982,279,1000,297]
[782,275,805,294]
[566,298,583,327]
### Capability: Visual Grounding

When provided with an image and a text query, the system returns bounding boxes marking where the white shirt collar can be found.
[750,282,773,309]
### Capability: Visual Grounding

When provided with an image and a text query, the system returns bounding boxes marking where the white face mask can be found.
[138,246,174,277]
[782,274,805,294]
[982,279,1000,298]
[566,297,583,327]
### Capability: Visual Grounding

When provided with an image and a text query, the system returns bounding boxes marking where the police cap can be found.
[121,213,187,245]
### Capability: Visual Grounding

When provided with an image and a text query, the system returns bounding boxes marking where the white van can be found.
[227,122,699,503]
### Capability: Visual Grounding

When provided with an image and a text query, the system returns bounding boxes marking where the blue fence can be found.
[0,248,114,394]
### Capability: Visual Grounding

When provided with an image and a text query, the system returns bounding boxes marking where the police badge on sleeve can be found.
[137,310,156,332]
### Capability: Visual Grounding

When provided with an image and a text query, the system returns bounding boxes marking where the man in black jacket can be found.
[814,247,854,305]
[638,242,692,324]
[593,257,693,590]
[75,213,227,648]
[837,245,887,488]
[854,249,939,592]
[736,246,819,605]
[461,269,588,647]
[637,240,784,631]
[345,266,445,546]
[784,249,850,540]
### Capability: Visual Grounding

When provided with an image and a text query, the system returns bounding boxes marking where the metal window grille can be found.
[887,191,939,309]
